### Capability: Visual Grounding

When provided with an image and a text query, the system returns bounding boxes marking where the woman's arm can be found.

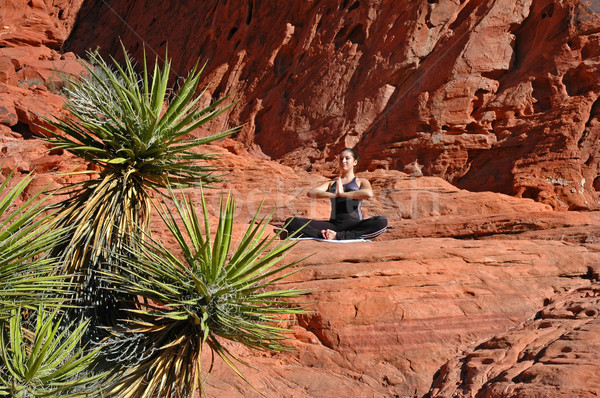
[337,177,374,200]
[307,180,335,198]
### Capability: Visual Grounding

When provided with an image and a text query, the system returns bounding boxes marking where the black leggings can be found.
[285,216,387,240]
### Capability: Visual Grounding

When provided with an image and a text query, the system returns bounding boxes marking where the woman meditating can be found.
[284,148,387,240]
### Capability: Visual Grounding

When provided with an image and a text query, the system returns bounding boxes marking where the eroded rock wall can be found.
[0,0,83,48]
[63,0,600,209]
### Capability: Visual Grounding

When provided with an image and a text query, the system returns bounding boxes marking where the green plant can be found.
[40,45,239,340]
[0,308,107,397]
[31,44,308,397]
[0,170,70,321]
[101,192,309,397]
[45,45,238,275]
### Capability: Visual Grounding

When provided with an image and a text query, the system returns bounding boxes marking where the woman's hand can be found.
[336,178,374,200]
[335,177,344,197]
[307,177,374,200]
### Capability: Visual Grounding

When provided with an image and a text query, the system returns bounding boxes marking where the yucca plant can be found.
[100,192,309,397]
[0,308,107,397]
[0,170,71,321]
[45,44,238,273]
[42,45,239,331]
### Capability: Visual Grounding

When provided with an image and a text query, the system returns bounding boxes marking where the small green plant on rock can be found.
[0,171,103,396]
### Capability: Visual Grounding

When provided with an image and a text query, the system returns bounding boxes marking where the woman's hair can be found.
[341,147,358,163]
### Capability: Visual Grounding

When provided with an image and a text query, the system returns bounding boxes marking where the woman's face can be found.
[339,150,357,171]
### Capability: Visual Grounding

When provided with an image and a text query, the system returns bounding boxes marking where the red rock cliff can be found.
[62,0,600,210]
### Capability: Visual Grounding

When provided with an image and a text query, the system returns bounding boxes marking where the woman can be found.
[284,148,387,240]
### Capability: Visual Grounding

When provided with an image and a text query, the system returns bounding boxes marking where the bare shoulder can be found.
[356,177,372,187]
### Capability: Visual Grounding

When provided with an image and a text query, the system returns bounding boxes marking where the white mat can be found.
[290,237,371,243]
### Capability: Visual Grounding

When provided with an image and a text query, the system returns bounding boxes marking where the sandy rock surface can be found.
[196,236,600,397]
[430,283,600,398]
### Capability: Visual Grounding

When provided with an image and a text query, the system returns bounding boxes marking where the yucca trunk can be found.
[48,171,152,343]
[53,172,150,274]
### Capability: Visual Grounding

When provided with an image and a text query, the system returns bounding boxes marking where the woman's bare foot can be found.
[321,229,337,240]
[274,228,289,239]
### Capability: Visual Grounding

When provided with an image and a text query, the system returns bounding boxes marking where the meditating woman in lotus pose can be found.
[284,148,387,240]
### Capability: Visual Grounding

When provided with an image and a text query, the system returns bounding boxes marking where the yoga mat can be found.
[289,237,371,243]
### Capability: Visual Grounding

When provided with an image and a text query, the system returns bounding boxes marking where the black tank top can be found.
[328,177,363,221]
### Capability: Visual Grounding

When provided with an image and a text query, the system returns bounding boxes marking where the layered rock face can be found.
[2,0,600,397]
[430,284,600,397]
[0,0,86,186]
[0,0,83,49]
[64,0,600,210]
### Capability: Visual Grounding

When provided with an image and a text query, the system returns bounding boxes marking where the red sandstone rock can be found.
[0,56,18,85]
[0,46,56,68]
[0,91,18,127]
[190,237,600,397]
[0,0,83,49]
[63,0,600,210]
[16,57,86,90]
[429,284,600,397]
[14,88,66,136]
[0,45,83,137]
